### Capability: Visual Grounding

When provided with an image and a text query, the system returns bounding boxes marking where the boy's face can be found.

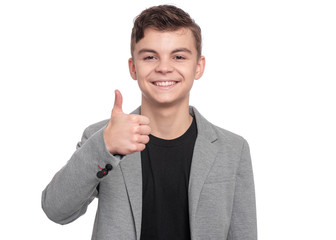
[129,28,205,107]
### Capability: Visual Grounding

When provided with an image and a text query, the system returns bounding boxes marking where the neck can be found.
[140,99,193,140]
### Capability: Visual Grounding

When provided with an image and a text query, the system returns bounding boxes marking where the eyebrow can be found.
[172,48,193,55]
[137,49,157,55]
[137,48,193,55]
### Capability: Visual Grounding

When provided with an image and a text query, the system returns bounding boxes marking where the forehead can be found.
[134,28,196,54]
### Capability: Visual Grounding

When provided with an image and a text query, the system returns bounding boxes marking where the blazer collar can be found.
[119,106,219,240]
[129,105,217,143]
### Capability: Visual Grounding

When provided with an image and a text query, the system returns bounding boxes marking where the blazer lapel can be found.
[188,107,219,233]
[119,107,143,240]
[119,151,142,240]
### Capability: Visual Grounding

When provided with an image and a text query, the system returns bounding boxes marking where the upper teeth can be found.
[154,81,177,86]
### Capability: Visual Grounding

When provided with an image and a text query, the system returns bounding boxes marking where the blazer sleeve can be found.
[227,139,258,240]
[41,125,121,225]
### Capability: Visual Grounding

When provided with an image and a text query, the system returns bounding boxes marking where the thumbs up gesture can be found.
[104,90,151,155]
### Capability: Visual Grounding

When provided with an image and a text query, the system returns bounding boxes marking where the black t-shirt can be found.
[140,117,197,240]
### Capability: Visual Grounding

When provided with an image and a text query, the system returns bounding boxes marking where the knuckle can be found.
[132,135,139,142]
[139,126,146,134]
[132,125,139,134]
[143,116,150,124]
[130,115,138,123]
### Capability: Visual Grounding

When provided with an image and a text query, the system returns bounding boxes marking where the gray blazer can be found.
[42,106,257,240]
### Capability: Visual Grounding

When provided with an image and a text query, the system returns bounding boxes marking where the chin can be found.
[141,88,189,107]
[150,96,188,108]
[151,99,176,107]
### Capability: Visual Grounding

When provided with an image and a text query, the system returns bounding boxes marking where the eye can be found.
[144,56,155,60]
[174,55,185,60]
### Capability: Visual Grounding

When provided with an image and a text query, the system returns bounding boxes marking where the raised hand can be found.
[104,90,151,155]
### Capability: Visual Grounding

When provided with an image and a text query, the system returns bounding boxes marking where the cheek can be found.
[134,67,150,90]
[179,64,197,80]
[135,64,152,79]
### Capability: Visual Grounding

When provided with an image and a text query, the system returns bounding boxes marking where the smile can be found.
[152,81,178,87]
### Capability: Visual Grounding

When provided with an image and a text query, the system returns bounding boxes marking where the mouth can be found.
[151,80,179,87]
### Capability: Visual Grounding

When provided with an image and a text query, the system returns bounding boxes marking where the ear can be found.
[128,58,137,80]
[195,56,205,80]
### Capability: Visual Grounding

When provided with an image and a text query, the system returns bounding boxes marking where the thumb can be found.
[112,89,123,113]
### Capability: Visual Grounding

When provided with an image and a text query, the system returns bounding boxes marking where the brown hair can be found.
[131,5,202,59]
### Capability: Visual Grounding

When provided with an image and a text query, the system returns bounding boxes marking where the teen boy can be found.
[42,5,257,240]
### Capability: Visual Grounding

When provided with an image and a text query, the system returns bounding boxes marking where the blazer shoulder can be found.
[191,106,247,148]
[210,122,247,148]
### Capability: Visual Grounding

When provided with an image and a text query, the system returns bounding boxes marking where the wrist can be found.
[103,128,117,155]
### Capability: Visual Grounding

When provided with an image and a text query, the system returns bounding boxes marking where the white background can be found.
[1,0,335,239]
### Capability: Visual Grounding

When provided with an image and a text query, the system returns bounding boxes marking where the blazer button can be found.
[96,164,112,179]
[97,171,105,179]
[105,164,113,171]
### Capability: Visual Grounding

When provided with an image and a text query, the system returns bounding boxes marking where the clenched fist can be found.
[104,90,151,155]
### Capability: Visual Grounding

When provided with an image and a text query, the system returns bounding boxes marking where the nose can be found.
[155,58,173,74]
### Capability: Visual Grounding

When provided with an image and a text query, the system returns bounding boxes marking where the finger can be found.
[112,89,123,113]
[137,115,150,125]
[137,125,151,135]
[135,143,146,152]
[137,134,150,144]
[129,114,150,125]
